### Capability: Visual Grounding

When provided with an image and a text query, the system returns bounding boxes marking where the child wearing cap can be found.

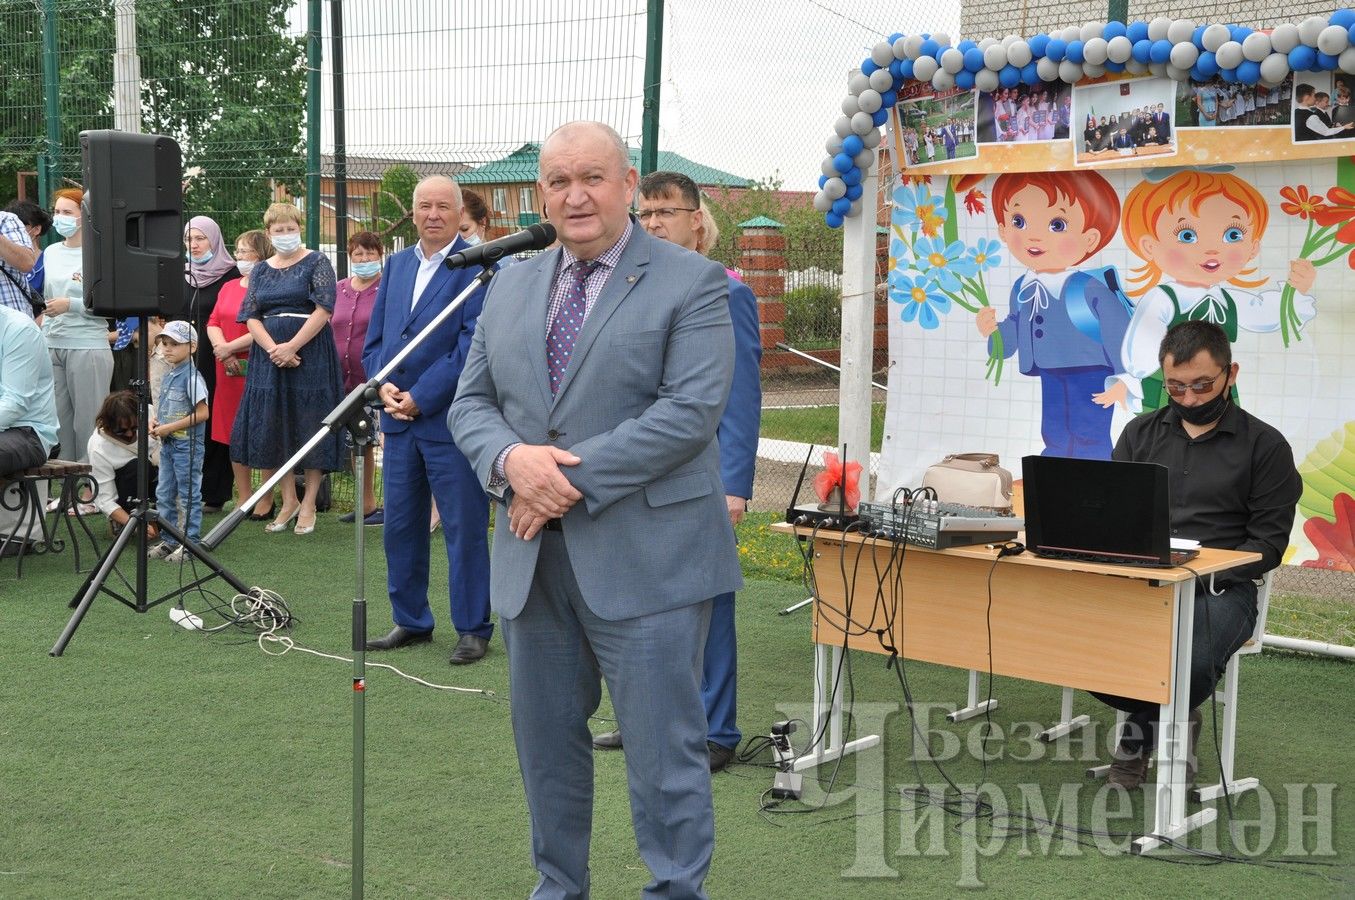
[148,320,209,562]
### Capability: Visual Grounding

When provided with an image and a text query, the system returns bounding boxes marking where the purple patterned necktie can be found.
[547,259,599,395]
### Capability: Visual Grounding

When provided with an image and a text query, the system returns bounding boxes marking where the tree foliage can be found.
[704,174,844,276]
[371,164,419,246]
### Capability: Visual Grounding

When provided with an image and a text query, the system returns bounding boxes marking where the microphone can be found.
[445,223,557,270]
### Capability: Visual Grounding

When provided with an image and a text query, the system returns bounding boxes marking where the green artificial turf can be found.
[1,512,1352,898]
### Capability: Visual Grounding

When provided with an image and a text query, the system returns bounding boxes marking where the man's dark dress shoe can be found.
[365,625,433,651]
[708,741,735,773]
[593,729,623,750]
[449,633,489,665]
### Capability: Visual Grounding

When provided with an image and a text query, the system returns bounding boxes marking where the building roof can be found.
[320,154,473,180]
[457,143,751,188]
[738,215,784,228]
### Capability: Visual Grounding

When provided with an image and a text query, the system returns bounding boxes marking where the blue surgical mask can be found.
[189,250,214,264]
[272,233,303,253]
[462,232,482,246]
[53,214,79,238]
[351,260,382,278]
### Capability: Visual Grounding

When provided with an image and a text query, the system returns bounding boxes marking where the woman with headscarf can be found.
[183,215,239,513]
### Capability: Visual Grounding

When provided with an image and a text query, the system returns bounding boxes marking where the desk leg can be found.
[1134,578,1216,854]
[1039,687,1091,743]
[947,669,999,723]
[793,642,881,773]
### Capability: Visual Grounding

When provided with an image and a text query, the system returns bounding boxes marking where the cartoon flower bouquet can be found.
[1276,184,1355,346]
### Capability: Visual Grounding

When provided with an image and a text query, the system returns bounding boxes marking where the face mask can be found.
[351,260,382,278]
[53,214,79,238]
[189,250,214,264]
[272,233,303,253]
[1170,386,1230,426]
[235,260,255,276]
[462,232,482,246]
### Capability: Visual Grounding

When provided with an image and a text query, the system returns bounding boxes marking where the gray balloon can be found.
[1007,40,1033,68]
[892,36,910,60]
[912,55,939,81]
[1164,64,1190,82]
[1202,23,1232,52]
[902,34,924,60]
[1319,24,1351,57]
[1269,24,1300,54]
[1107,35,1133,63]
[1242,32,1272,63]
[841,95,860,116]
[1082,37,1109,66]
[1259,52,1291,85]
[1083,62,1106,78]
[821,156,838,177]
[974,68,1000,92]
[1080,21,1104,42]
[872,41,894,66]
[1214,41,1244,70]
[1062,26,1081,43]
[1299,17,1326,48]
[1125,58,1149,74]
[978,37,998,50]
[834,115,853,138]
[1001,34,1019,48]
[1341,46,1355,74]
[941,47,965,74]
[863,128,883,148]
[1166,20,1195,45]
[984,44,1008,71]
[933,32,951,48]
[1148,61,1167,77]
[931,70,956,92]
[1170,42,1199,70]
[855,148,875,169]
[1059,59,1083,83]
[849,199,862,217]
[849,72,871,95]
[851,111,875,135]
[1037,57,1061,81]
[870,68,894,92]
[813,190,833,212]
[825,135,844,155]
[824,177,847,200]
[857,89,882,113]
[1147,17,1171,41]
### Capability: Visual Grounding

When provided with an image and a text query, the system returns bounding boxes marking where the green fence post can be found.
[1107,0,1128,24]
[640,0,663,175]
[41,0,60,203]
[306,0,322,248]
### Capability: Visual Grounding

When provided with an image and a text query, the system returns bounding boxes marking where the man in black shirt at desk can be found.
[1093,320,1301,789]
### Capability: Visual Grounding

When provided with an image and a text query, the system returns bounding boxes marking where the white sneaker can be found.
[147,542,175,560]
[67,502,98,516]
[165,547,186,563]
[45,497,63,513]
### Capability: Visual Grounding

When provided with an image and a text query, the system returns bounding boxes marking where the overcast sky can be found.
[291,1,957,190]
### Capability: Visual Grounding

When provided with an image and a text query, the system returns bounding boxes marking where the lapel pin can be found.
[626,275,638,284]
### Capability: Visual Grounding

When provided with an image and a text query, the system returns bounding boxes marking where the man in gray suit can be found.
[448,121,741,899]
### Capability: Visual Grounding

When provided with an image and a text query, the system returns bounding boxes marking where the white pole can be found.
[838,149,878,484]
[113,0,141,134]
[1263,633,1355,660]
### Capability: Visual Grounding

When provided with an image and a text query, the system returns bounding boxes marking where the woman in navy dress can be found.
[230,202,343,535]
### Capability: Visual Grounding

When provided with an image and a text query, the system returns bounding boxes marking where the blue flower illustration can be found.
[913,235,976,292]
[891,183,947,233]
[966,237,1003,272]
[889,271,951,330]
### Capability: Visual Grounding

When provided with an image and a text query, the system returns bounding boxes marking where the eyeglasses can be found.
[1164,368,1226,397]
[636,207,697,222]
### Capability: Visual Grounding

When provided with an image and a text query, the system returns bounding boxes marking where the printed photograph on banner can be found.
[1291,72,1355,144]
[1178,74,1292,129]
[976,82,1073,144]
[894,80,978,168]
[1072,77,1177,166]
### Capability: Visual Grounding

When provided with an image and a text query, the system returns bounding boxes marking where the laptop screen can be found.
[1022,456,1172,563]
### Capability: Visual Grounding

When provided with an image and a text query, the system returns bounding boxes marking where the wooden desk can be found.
[772,522,1260,853]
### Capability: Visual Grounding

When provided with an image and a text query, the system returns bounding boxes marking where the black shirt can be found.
[1113,401,1301,582]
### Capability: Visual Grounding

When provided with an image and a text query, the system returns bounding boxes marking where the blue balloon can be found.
[1029,34,1050,58]
[846,183,864,201]
[1319,51,1341,70]
[998,63,1021,88]
[1237,60,1260,84]
[831,197,852,216]
[1349,23,1355,44]
[1126,21,1149,43]
[818,174,828,189]
[1149,39,1172,64]
[1021,61,1040,84]
[1196,50,1218,77]
[881,90,898,108]
[958,40,977,53]
[1104,60,1126,73]
[1066,39,1085,64]
[888,32,904,43]
[1102,21,1127,40]
[1219,66,1238,82]
[1190,64,1207,82]
[1331,10,1355,29]
[1230,26,1252,42]
[963,47,986,72]
[832,153,853,174]
[955,70,975,90]
[899,58,915,80]
[1132,39,1153,64]
[871,108,888,127]
[919,38,940,58]
[1290,45,1318,72]
[825,212,844,228]
[842,167,862,187]
[862,58,879,75]
[1192,25,1207,48]
[1045,38,1067,62]
[889,59,903,78]
[842,134,864,156]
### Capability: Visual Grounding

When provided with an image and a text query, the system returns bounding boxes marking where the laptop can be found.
[1022,456,1200,568]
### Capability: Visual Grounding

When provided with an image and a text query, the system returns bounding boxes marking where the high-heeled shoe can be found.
[294,512,318,535]
[247,502,277,522]
[264,506,300,533]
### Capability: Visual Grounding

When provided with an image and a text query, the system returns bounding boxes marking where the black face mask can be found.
[1170,386,1230,426]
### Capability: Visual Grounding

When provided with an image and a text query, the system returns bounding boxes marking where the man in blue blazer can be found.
[449,122,741,899]
[591,172,761,774]
[362,175,493,664]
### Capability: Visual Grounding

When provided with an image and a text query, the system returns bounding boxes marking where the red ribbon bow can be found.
[814,451,862,511]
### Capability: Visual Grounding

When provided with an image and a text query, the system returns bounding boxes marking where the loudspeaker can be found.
[80,130,184,316]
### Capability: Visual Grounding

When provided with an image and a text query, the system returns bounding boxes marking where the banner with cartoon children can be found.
[879,160,1355,570]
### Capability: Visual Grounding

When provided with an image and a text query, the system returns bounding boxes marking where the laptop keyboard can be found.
[1034,548,1197,568]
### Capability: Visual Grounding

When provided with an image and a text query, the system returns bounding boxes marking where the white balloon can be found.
[850,111,875,135]
[813,190,833,212]
[848,72,871,95]
[1007,40,1032,68]
[1106,35,1133,63]
[1147,17,1171,41]
[1242,32,1272,63]
[1001,34,1020,48]
[848,199,862,217]
[1166,20,1195,45]
[1170,42,1199,70]
[1125,58,1149,74]
[974,68,1000,92]
[1270,24,1300,54]
[1080,21,1104,42]
[857,89,882,113]
[941,47,965,74]
[1036,57,1061,81]
[1259,52,1291,84]
[825,135,844,155]
[1319,24,1351,57]
[872,41,894,67]
[1342,46,1355,74]
[984,44,1008,70]
[933,32,951,48]
[1082,62,1106,78]
[871,68,895,92]
[978,37,998,50]
[892,35,910,60]
[840,95,860,116]
[1058,59,1083,83]
[834,115,853,138]
[821,155,838,177]
[854,148,875,169]
[1148,61,1167,77]
[824,177,847,200]
[1062,26,1081,43]
[931,69,955,91]
[1082,37,1109,65]
[1164,64,1190,82]
[863,128,883,149]
[1202,24,1232,52]
[902,34,925,60]
[912,55,939,81]
[1299,17,1327,48]
[1214,41,1244,70]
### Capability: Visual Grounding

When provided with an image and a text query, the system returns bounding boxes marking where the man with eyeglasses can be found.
[1091,320,1301,789]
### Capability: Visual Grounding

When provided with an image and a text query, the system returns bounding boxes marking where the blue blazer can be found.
[992,271,1130,376]
[362,239,489,442]
[719,276,761,500]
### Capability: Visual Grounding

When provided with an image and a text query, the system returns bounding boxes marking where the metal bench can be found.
[0,460,101,577]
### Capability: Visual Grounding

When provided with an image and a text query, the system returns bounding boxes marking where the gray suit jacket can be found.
[448,226,744,621]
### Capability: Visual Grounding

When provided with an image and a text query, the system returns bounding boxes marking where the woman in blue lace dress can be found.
[230,203,344,535]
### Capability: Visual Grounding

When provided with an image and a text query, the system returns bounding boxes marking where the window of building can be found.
[491,187,508,212]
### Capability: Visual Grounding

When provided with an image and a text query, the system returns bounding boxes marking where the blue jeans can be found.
[1037,365,1114,460]
[156,436,203,547]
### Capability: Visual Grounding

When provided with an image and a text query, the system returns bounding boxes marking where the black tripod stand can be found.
[51,319,251,657]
